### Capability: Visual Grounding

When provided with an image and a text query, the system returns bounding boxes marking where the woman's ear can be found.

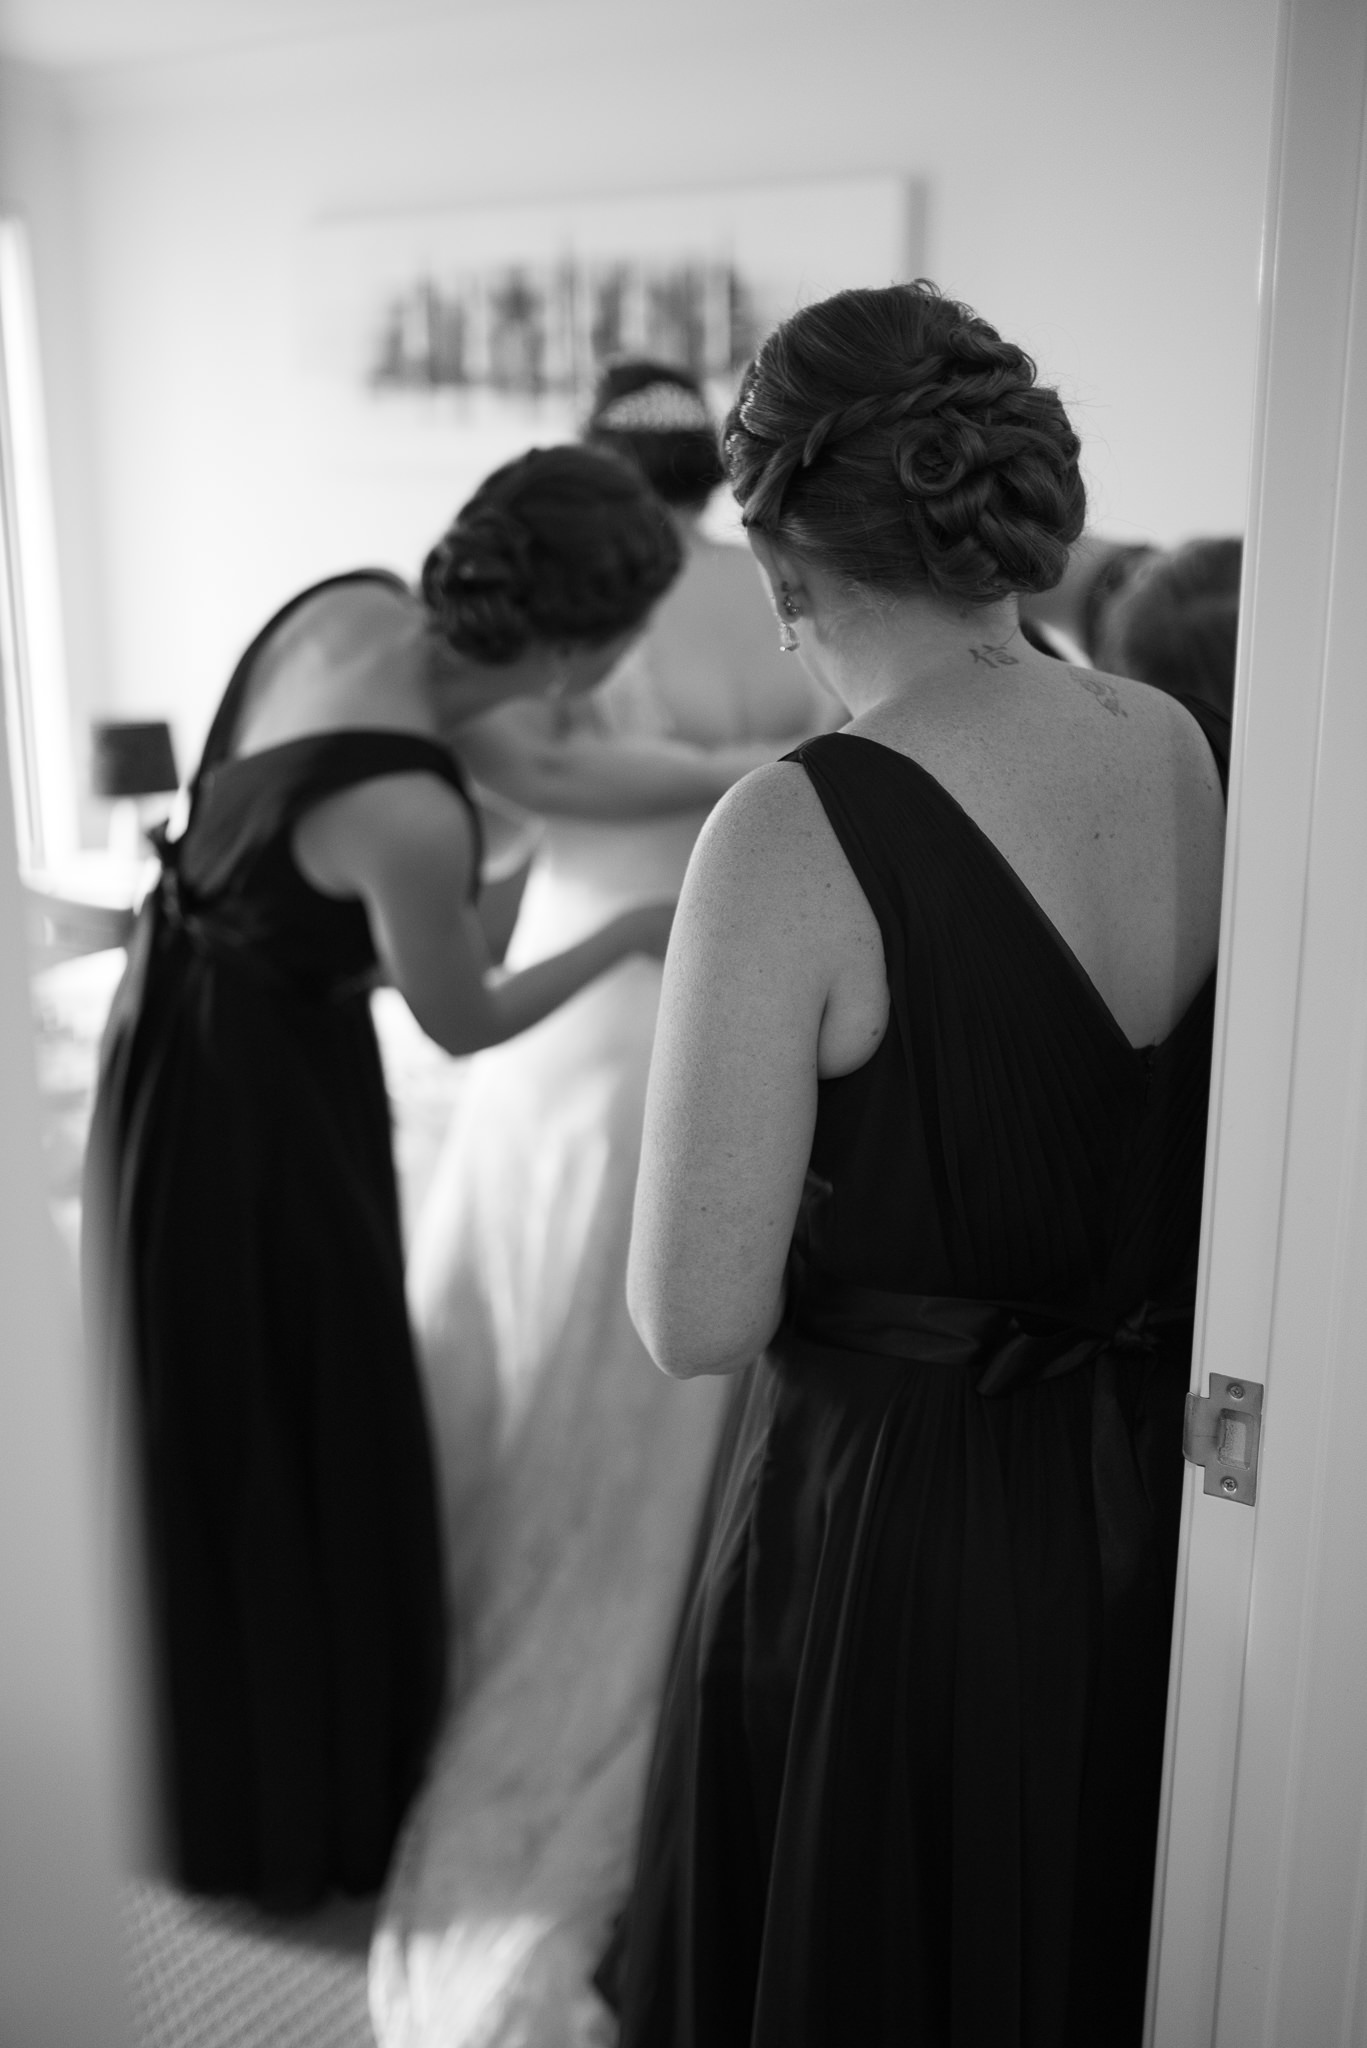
[746,530,807,619]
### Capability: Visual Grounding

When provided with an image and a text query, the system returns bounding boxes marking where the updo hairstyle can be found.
[421,444,682,664]
[585,358,726,514]
[724,281,1086,608]
[1112,537,1242,715]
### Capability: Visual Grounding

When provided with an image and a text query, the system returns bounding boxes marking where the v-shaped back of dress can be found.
[160,572,479,1000]
[791,731,1215,1310]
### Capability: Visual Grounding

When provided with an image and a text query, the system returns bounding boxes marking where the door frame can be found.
[1147,1,1367,2040]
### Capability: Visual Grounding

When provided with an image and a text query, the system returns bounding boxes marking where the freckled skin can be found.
[1073,669,1128,717]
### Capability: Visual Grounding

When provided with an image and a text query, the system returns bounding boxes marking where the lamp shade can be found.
[90,720,178,799]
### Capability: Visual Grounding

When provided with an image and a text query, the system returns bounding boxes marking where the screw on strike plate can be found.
[1183,1374,1264,1506]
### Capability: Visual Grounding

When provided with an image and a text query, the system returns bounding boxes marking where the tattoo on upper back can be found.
[1072,669,1128,718]
[968,643,1020,669]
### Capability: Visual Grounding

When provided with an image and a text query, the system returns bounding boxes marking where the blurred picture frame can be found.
[299,175,923,508]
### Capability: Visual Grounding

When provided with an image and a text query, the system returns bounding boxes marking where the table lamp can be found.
[91,719,178,861]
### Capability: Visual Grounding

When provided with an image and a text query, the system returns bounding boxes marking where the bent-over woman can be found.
[84,446,683,1911]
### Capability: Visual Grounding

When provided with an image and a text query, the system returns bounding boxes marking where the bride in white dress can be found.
[370,368,836,2048]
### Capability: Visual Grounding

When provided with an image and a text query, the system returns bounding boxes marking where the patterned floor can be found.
[121,1879,376,2048]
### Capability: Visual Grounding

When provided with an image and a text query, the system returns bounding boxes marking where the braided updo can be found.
[724,281,1085,608]
[421,444,682,663]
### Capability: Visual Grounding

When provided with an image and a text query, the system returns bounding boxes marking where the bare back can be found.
[229,580,434,760]
[841,654,1225,1052]
[643,538,835,745]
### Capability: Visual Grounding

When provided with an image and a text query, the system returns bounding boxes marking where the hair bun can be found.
[723,281,1086,608]
[451,555,515,588]
[438,511,533,594]
[893,415,990,498]
[421,510,535,663]
[421,444,683,666]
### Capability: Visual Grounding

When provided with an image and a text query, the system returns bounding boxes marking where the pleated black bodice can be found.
[612,727,1217,2048]
[793,731,1213,1307]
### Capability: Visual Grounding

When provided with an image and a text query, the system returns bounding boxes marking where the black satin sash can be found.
[791,1271,1193,1388]
[784,1269,1192,2043]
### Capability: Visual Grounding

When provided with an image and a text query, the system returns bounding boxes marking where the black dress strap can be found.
[169,569,484,898]
[180,730,484,901]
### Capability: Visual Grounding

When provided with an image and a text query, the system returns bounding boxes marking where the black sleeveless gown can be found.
[611,731,1217,2048]
[84,574,471,1907]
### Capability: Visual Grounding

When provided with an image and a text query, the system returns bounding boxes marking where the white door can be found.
[1148,0,1367,2040]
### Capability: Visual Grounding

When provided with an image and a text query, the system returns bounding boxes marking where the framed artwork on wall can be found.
[298,174,924,530]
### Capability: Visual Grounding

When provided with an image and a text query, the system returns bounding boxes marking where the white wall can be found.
[14,0,1279,768]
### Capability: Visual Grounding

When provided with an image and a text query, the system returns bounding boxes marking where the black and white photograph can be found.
[0,4,1364,2048]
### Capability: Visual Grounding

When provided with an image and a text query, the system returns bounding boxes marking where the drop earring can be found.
[777,583,801,654]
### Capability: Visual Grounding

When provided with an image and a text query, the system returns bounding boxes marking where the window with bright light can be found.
[0,217,75,873]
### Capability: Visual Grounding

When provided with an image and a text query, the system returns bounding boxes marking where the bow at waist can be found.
[776,1255,1195,2021]
[153,860,371,1004]
[787,1267,1194,1397]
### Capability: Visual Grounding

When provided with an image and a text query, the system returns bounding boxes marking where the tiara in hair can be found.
[593,381,712,434]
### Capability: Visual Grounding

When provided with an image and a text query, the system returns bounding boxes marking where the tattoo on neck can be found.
[968,643,1020,669]
[1073,670,1128,718]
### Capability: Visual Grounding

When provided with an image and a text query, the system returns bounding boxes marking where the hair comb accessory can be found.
[594,381,713,434]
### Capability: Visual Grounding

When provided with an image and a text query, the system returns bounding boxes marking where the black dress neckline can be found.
[827,730,1217,1059]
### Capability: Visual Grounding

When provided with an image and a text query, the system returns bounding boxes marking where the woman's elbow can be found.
[626,1274,770,1380]
[646,1334,749,1381]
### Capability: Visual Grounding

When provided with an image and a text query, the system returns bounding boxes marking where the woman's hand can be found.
[294,771,682,1056]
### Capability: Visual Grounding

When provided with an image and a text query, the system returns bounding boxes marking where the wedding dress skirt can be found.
[370,798,731,2047]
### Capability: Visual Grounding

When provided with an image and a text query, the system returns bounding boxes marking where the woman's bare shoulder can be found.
[1062,662,1215,753]
[686,759,871,935]
[695,756,833,855]
[680,760,888,1076]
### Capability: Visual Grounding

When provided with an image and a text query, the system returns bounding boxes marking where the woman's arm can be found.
[454,696,787,819]
[627,763,887,1378]
[295,772,671,1056]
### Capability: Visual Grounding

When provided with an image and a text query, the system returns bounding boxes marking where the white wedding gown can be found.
[369,646,734,2048]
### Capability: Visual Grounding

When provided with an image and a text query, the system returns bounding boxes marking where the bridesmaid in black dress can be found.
[84,446,686,1910]
[612,286,1225,2045]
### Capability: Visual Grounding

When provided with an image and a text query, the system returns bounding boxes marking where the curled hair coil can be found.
[452,557,518,588]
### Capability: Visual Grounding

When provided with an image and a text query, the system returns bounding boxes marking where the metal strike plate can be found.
[1183,1374,1264,1505]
